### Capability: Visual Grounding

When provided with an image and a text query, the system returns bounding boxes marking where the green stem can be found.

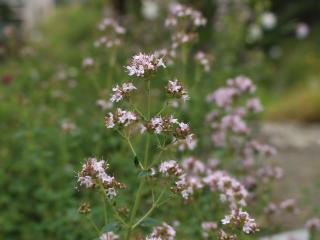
[182,44,189,83]
[132,189,166,229]
[132,204,155,229]
[99,184,108,225]
[127,137,137,157]
[156,100,168,116]
[126,179,145,240]
[86,215,100,235]
[125,80,152,239]
[129,102,147,120]
[144,134,150,167]
[147,80,151,118]
[99,183,127,226]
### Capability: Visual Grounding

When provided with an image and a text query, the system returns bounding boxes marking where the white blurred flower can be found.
[261,12,277,29]
[142,0,159,20]
[247,24,262,42]
[296,22,310,39]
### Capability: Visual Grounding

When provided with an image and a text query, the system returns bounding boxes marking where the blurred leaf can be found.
[102,222,121,232]
[140,218,161,227]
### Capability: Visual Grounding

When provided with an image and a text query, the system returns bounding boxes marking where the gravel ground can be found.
[260,122,320,229]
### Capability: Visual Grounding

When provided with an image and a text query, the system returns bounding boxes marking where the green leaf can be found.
[140,218,161,227]
[138,170,150,177]
[102,222,121,232]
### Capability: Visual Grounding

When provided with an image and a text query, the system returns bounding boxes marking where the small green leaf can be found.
[102,222,121,232]
[140,218,161,227]
[138,170,150,177]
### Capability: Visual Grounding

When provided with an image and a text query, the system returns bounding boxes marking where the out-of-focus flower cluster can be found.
[95,17,126,48]
[146,222,176,240]
[194,51,214,72]
[305,217,320,231]
[206,75,262,147]
[221,208,259,234]
[159,3,208,66]
[165,2,207,28]
[99,231,119,240]
[206,75,283,193]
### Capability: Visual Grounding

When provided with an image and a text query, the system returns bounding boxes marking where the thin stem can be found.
[126,179,145,240]
[147,80,151,119]
[144,134,150,167]
[191,64,202,93]
[125,79,152,240]
[127,137,137,157]
[130,102,147,120]
[156,100,168,116]
[108,201,128,227]
[132,186,166,229]
[99,184,108,225]
[86,215,100,235]
[132,204,155,229]
[115,129,138,160]
[182,44,189,83]
[99,183,127,227]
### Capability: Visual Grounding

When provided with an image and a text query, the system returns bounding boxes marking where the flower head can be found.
[78,158,125,199]
[195,51,213,72]
[126,53,165,78]
[165,3,207,28]
[99,231,119,240]
[221,208,259,234]
[166,79,189,101]
[110,82,137,102]
[104,108,138,128]
[159,160,183,176]
[146,222,176,240]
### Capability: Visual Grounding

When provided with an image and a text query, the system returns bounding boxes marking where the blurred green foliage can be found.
[0,1,319,239]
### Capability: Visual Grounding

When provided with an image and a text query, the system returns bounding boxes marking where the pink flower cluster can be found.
[171,32,198,48]
[194,51,214,72]
[104,108,137,128]
[159,160,183,176]
[206,76,263,148]
[146,222,176,240]
[159,160,193,199]
[97,18,126,34]
[264,198,298,215]
[94,36,122,48]
[171,156,250,208]
[165,3,207,28]
[201,221,218,239]
[305,217,320,231]
[110,82,137,103]
[175,133,198,151]
[99,231,119,240]
[203,171,248,208]
[166,79,189,102]
[217,230,238,240]
[94,17,125,49]
[82,57,95,68]
[221,208,259,234]
[144,115,179,134]
[78,158,125,199]
[142,116,194,149]
[126,53,166,78]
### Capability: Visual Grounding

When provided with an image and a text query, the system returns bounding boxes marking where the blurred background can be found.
[0,0,319,239]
